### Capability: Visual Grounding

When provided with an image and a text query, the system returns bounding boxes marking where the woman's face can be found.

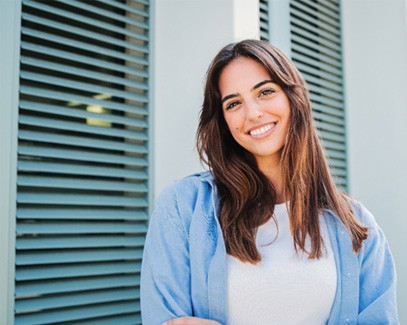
[219,57,291,169]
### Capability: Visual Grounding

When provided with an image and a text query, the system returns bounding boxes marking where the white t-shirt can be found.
[227,203,337,325]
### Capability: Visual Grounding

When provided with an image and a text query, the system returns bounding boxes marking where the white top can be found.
[227,203,337,325]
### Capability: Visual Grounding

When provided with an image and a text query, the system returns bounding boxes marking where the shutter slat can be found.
[14,301,140,325]
[21,42,148,78]
[66,313,141,325]
[19,115,148,141]
[99,0,149,18]
[313,111,344,126]
[17,222,147,235]
[290,7,339,36]
[24,0,147,40]
[23,12,148,51]
[60,0,149,23]
[321,139,346,151]
[19,100,148,128]
[291,34,341,60]
[293,44,341,75]
[312,103,344,118]
[17,193,147,206]
[291,24,339,53]
[291,1,339,28]
[314,120,344,134]
[21,28,148,66]
[20,86,148,115]
[295,61,342,85]
[19,130,148,153]
[16,248,144,265]
[309,93,342,109]
[16,274,140,296]
[18,161,148,179]
[16,235,146,249]
[21,57,148,90]
[15,287,140,313]
[308,84,343,101]
[290,15,340,45]
[298,0,339,20]
[16,261,142,281]
[318,130,345,143]
[20,71,147,102]
[17,208,148,221]
[18,176,147,192]
[18,145,147,166]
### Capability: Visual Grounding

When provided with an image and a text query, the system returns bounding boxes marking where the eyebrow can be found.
[221,79,274,104]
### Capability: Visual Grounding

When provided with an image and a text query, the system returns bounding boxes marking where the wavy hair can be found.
[197,39,368,263]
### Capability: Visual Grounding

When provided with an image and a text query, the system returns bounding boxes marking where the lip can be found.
[247,122,277,138]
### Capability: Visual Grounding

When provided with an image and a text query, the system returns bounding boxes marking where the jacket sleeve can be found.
[141,184,193,325]
[356,203,399,324]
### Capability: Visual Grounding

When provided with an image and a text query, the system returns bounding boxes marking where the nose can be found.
[246,100,264,121]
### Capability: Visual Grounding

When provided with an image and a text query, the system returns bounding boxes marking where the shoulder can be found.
[349,199,378,230]
[153,171,215,230]
[156,171,214,206]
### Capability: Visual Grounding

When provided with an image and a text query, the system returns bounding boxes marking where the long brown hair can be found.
[197,39,368,264]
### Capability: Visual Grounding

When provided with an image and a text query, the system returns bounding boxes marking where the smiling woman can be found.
[140,40,399,325]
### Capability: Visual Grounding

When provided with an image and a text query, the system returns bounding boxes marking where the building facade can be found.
[1,0,406,323]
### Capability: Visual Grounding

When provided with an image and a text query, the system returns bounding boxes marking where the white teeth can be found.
[249,123,275,136]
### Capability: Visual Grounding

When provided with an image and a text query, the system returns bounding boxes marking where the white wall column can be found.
[342,0,407,321]
[0,0,21,323]
[153,0,259,198]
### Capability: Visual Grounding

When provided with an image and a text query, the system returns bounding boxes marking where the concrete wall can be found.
[153,0,259,198]
[342,0,407,321]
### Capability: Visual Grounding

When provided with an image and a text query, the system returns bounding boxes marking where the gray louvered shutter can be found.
[16,1,150,324]
[259,0,270,41]
[262,0,347,190]
[290,0,347,190]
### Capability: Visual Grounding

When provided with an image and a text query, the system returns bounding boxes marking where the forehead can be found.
[219,57,272,94]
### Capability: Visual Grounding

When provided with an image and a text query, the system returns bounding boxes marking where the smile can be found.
[249,123,276,136]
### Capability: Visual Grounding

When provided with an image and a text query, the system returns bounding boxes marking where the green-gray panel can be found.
[22,13,148,51]
[20,71,148,102]
[66,313,141,325]
[16,1,150,323]
[19,115,148,141]
[15,274,140,296]
[21,57,148,89]
[15,287,140,313]
[16,222,148,235]
[18,176,148,192]
[18,146,147,166]
[21,28,148,66]
[14,301,140,325]
[23,1,147,40]
[16,248,144,265]
[20,86,148,114]
[16,235,146,249]
[21,42,148,78]
[16,261,142,280]
[19,130,149,153]
[17,161,148,179]
[19,101,148,127]
[290,6,340,36]
[17,208,148,220]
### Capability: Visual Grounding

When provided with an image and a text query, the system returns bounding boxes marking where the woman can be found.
[141,40,398,324]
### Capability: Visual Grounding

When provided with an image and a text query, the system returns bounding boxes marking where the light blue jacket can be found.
[141,172,398,324]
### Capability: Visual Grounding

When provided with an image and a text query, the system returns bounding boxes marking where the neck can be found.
[256,155,285,204]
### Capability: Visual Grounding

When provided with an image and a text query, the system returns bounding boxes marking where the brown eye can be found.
[226,101,240,110]
[260,89,275,96]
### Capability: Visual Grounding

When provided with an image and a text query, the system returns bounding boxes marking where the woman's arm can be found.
[163,316,221,325]
[141,186,193,324]
[356,204,399,324]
